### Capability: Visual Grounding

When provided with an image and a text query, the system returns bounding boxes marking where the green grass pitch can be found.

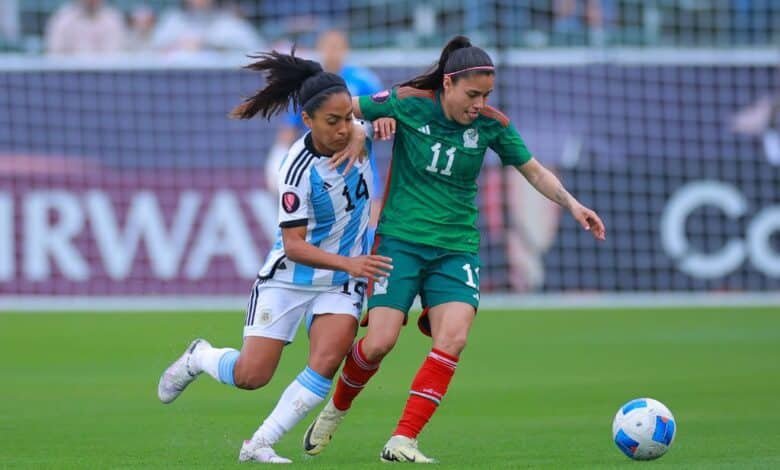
[1,307,778,469]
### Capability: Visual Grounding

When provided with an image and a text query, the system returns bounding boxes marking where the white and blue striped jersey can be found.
[258,131,374,289]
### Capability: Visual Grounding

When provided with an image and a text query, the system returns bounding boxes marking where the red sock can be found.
[332,338,380,411]
[394,348,458,439]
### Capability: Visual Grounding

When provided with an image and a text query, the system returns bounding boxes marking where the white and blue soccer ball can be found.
[612,398,676,460]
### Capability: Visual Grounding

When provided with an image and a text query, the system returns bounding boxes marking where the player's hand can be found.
[570,203,606,241]
[331,122,367,173]
[345,255,393,279]
[373,118,396,140]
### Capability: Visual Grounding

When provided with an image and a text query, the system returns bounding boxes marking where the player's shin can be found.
[394,348,458,439]
[251,366,331,446]
[332,338,381,411]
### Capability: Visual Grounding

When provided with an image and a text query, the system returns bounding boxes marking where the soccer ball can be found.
[612,398,676,460]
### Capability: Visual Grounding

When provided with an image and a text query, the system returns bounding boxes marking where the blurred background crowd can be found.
[0,0,778,55]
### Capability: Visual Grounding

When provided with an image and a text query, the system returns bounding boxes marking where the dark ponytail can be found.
[230,49,348,120]
[401,35,494,90]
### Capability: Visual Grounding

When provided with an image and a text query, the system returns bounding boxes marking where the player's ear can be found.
[302,111,313,129]
[442,75,453,93]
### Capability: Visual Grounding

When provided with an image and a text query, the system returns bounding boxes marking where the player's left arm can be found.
[490,120,605,241]
[516,159,606,241]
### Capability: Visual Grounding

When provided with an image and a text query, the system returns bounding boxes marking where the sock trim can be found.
[409,390,441,405]
[296,366,332,399]
[217,350,240,386]
[429,349,458,370]
[352,340,380,371]
[340,372,364,389]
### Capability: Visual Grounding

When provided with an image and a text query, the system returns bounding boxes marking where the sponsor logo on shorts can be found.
[258,307,272,325]
[373,276,388,295]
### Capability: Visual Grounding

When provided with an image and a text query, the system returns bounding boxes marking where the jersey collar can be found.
[304,132,331,158]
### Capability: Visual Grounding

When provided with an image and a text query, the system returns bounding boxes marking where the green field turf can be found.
[1,307,778,469]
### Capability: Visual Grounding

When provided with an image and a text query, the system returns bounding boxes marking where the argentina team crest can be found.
[463,128,479,148]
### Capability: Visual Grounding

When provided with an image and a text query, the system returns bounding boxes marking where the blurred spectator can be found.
[265,29,383,194]
[552,0,615,46]
[126,5,156,52]
[733,94,780,166]
[150,0,263,53]
[45,0,126,55]
[1,0,20,46]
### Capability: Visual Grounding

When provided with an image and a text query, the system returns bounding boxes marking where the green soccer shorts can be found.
[365,234,481,321]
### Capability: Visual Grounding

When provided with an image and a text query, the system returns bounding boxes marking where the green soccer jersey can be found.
[359,86,533,253]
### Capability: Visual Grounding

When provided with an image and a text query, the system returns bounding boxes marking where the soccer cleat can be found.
[302,399,347,455]
[239,439,292,464]
[157,338,210,404]
[380,435,437,464]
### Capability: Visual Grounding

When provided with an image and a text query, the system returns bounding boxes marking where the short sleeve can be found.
[358,88,397,121]
[489,123,533,166]
[277,151,312,228]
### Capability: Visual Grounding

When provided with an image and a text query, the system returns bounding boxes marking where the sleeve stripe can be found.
[284,148,309,185]
[279,219,308,228]
[293,154,316,187]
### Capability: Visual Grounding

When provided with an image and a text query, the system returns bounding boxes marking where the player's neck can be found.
[438,92,456,122]
[306,133,332,157]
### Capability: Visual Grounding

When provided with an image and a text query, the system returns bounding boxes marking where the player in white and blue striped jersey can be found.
[258,129,374,288]
[157,50,393,464]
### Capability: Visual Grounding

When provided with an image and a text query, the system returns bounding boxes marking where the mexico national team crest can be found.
[371,89,390,103]
[463,128,479,148]
[282,191,300,213]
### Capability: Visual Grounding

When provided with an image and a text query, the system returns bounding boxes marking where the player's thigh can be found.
[421,250,481,312]
[366,235,426,315]
[237,282,312,385]
[307,283,362,378]
[419,250,479,348]
[363,306,406,360]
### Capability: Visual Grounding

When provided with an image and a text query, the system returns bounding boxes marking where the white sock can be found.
[251,367,331,445]
[193,346,239,383]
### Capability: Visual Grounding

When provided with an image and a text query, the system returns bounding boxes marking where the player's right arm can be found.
[281,226,393,278]
[277,142,392,279]
[352,94,396,139]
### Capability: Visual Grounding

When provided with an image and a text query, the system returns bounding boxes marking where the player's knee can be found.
[233,368,273,390]
[362,335,396,362]
[308,352,343,378]
[433,333,468,357]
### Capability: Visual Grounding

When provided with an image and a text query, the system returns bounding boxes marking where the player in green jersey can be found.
[304,36,606,463]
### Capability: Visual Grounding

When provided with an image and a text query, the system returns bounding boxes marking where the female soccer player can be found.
[304,36,606,463]
[156,50,393,463]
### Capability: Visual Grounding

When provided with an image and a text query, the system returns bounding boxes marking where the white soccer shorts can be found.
[243,279,365,343]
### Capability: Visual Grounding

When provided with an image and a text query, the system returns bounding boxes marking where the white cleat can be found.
[239,439,292,464]
[302,399,347,455]
[380,435,437,464]
[157,338,210,404]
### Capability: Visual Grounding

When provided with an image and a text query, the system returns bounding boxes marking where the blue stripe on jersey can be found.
[293,167,335,285]
[333,167,368,285]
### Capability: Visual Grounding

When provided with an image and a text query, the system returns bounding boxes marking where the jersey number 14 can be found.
[342,174,369,211]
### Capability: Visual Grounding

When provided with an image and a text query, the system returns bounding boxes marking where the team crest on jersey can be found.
[463,128,479,148]
[371,89,390,103]
[282,191,300,213]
